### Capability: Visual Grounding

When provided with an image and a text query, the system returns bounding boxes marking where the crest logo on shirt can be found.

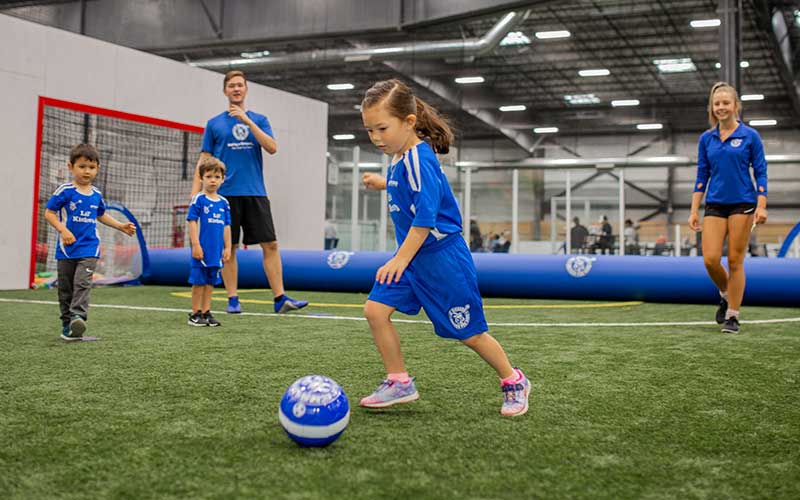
[565,256,595,278]
[232,123,250,141]
[448,304,471,330]
[69,201,77,211]
[730,138,742,148]
[327,251,354,269]
[203,205,210,214]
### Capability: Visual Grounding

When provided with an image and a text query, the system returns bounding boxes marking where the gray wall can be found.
[0,13,327,289]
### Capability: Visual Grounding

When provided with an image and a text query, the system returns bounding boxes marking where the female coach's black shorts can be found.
[704,202,756,219]
[227,196,277,245]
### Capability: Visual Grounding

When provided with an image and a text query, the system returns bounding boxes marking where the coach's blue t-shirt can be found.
[46,183,106,260]
[694,122,768,205]
[386,141,462,251]
[201,110,274,197]
[187,193,231,268]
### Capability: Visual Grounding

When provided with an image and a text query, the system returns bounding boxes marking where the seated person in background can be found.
[497,231,511,253]
[623,218,639,255]
[324,219,338,250]
[590,216,614,254]
[570,217,589,253]
[489,233,501,252]
[653,234,668,256]
[469,219,484,252]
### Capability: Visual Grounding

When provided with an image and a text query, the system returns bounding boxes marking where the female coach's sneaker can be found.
[716,297,728,325]
[359,378,419,408]
[501,369,531,417]
[721,316,740,334]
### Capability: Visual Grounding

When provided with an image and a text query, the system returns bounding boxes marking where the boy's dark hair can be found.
[198,157,226,177]
[69,144,100,165]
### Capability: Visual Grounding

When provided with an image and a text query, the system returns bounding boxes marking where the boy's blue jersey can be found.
[46,183,106,260]
[694,122,768,204]
[201,110,274,197]
[386,141,462,250]
[187,193,231,268]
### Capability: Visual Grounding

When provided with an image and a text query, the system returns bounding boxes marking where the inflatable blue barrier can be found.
[145,248,800,307]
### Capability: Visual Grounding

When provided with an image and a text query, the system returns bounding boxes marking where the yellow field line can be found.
[169,291,642,309]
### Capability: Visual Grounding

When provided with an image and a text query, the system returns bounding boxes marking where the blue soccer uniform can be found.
[46,183,106,259]
[187,193,231,285]
[368,142,488,340]
[695,122,768,205]
[200,111,274,197]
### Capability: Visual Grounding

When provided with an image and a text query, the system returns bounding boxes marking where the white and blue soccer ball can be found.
[279,375,350,447]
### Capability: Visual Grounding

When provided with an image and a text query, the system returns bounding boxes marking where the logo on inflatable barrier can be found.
[565,256,595,278]
[327,251,354,269]
[731,138,742,148]
[232,123,250,141]
[448,304,471,330]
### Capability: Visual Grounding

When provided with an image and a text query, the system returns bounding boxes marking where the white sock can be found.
[725,308,739,320]
[720,290,728,300]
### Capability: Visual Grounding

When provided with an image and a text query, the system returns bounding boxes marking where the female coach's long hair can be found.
[362,79,454,154]
[707,81,741,129]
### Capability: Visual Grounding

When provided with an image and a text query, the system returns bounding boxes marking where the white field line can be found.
[2,298,799,328]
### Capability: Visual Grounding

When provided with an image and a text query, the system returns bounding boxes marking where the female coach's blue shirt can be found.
[46,183,106,260]
[386,141,462,250]
[694,122,768,205]
[201,111,274,197]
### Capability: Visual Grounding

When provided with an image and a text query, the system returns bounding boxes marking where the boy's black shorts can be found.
[704,202,756,219]
[226,196,277,245]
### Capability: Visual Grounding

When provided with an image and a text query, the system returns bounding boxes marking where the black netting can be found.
[34,104,202,285]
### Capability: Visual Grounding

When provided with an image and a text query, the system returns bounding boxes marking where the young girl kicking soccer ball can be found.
[358,79,530,417]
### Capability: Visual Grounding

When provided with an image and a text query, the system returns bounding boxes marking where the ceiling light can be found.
[499,105,527,112]
[552,159,579,165]
[454,76,485,84]
[637,123,663,130]
[741,94,764,101]
[749,119,776,127]
[611,99,640,107]
[240,50,270,58]
[654,58,696,73]
[327,83,354,90]
[740,61,750,68]
[578,69,610,77]
[500,31,531,46]
[332,134,355,140]
[372,47,404,54]
[690,19,721,28]
[565,94,600,105]
[535,30,571,39]
[533,127,559,134]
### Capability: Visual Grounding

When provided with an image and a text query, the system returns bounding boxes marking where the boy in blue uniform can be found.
[187,157,232,327]
[689,82,768,334]
[359,80,530,417]
[44,144,136,341]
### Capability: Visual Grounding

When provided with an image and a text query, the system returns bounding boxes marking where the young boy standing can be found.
[187,157,232,327]
[44,144,136,341]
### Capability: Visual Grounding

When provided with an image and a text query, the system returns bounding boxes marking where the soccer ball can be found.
[278,375,350,447]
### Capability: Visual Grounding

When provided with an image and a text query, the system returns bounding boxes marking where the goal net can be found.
[31,98,203,287]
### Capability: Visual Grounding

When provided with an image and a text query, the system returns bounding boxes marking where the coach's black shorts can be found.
[704,202,756,219]
[226,196,276,245]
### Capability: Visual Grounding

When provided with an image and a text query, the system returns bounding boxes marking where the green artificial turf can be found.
[1,286,798,499]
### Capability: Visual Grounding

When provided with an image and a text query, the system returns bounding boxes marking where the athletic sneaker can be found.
[359,378,419,408]
[274,295,309,314]
[716,297,728,324]
[721,316,740,334]
[501,368,531,417]
[227,296,242,314]
[60,325,80,342]
[203,311,221,327]
[187,311,207,327]
[69,315,86,337]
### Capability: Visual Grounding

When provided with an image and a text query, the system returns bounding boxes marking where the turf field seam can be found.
[2,297,799,327]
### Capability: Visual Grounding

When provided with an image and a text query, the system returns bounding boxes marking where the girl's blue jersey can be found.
[46,183,106,260]
[694,122,768,204]
[386,142,462,250]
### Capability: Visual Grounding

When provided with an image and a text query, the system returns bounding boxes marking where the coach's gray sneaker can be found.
[721,316,740,334]
[716,297,728,325]
[69,315,86,337]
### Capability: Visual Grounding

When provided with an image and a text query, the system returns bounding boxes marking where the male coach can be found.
[192,70,307,314]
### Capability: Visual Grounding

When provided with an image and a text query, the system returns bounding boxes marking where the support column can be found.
[719,0,743,91]
[511,169,519,253]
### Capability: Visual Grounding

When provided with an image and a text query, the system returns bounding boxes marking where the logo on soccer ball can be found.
[731,138,742,148]
[232,123,250,141]
[448,304,471,330]
[327,251,354,269]
[565,256,595,278]
[292,402,306,418]
[286,375,341,406]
